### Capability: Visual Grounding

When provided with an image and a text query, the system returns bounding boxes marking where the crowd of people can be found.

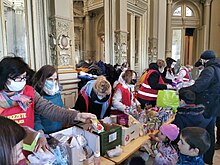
[0,49,219,164]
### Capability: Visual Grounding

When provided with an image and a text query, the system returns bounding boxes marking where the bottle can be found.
[94,151,100,165]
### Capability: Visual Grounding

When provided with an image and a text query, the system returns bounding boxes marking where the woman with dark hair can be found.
[0,116,27,165]
[112,70,140,115]
[32,65,64,134]
[137,59,173,108]
[163,57,176,81]
[0,56,96,152]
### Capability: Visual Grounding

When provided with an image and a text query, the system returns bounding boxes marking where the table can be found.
[89,157,115,165]
[106,118,174,164]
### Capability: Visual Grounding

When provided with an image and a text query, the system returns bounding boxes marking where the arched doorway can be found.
[171,1,200,65]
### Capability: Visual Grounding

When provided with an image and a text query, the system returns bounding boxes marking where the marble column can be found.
[49,0,74,66]
[165,0,172,58]
[114,0,128,65]
[204,0,212,49]
[84,14,90,60]
[130,13,135,70]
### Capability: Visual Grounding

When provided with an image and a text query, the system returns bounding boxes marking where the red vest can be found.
[137,70,165,101]
[113,83,135,107]
[180,68,190,82]
[81,88,111,112]
[0,85,35,128]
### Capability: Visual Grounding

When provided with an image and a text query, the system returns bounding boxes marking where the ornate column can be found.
[148,0,158,62]
[84,14,90,60]
[49,0,74,66]
[130,13,135,70]
[204,0,212,49]
[114,0,128,64]
[79,27,83,60]
[165,0,173,57]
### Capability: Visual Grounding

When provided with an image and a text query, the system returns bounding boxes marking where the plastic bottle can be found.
[94,151,100,165]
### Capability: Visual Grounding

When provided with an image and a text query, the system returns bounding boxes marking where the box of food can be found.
[76,122,122,156]
[50,126,100,165]
[121,122,140,146]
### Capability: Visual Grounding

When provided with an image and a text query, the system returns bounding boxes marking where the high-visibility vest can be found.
[137,70,165,101]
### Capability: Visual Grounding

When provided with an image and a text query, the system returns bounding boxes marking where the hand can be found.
[35,136,48,152]
[167,84,174,89]
[76,112,97,123]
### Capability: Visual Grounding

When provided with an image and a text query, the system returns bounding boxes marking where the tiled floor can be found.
[213,149,220,165]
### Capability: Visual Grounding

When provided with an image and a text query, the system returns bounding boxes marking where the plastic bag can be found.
[156,90,179,113]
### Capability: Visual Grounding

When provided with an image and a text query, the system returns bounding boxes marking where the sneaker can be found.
[215,143,220,150]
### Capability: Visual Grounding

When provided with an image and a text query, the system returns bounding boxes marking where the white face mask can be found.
[171,62,176,68]
[6,79,26,92]
[43,80,59,95]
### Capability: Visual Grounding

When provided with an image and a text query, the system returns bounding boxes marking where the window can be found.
[173,7,182,16]
[186,7,193,16]
[3,0,28,61]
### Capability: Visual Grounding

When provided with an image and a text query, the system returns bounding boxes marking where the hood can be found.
[205,58,220,68]
[177,104,205,115]
[149,63,159,71]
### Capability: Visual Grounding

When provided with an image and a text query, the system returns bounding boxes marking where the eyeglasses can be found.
[9,75,29,82]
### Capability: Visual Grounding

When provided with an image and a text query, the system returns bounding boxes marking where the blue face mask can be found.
[43,80,59,95]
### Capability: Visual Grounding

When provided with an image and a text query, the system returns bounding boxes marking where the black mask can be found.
[131,79,137,85]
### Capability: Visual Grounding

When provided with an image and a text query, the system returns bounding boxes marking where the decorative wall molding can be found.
[49,17,73,66]
[148,37,158,63]
[128,0,148,15]
[114,30,128,64]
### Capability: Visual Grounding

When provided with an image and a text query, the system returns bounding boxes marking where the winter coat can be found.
[74,80,111,119]
[176,154,204,165]
[183,58,220,117]
[137,63,167,101]
[34,92,64,134]
[1,85,79,128]
[153,141,178,165]
[173,104,211,130]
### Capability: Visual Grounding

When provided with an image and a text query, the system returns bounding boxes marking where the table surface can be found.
[89,157,115,165]
[106,118,174,164]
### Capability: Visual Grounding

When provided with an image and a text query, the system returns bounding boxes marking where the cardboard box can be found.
[121,122,140,146]
[77,122,122,156]
[50,126,100,165]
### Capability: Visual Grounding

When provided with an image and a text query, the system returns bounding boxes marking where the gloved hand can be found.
[76,112,97,123]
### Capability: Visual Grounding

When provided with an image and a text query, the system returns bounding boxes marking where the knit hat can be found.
[159,124,179,141]
[200,50,216,60]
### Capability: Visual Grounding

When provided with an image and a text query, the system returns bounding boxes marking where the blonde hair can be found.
[93,76,112,95]
[156,59,166,68]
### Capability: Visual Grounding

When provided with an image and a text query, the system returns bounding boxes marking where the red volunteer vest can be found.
[81,88,111,112]
[180,68,190,82]
[113,83,135,107]
[0,85,35,128]
[137,70,165,101]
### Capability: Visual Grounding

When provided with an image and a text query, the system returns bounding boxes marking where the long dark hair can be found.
[0,116,26,165]
[32,65,58,94]
[0,56,29,90]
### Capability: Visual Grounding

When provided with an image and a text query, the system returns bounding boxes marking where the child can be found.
[151,124,179,165]
[177,127,211,164]
[173,89,210,130]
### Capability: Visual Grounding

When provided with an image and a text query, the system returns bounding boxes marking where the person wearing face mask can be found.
[74,75,112,119]
[162,57,176,81]
[32,65,64,134]
[137,59,173,108]
[0,116,27,165]
[111,70,140,115]
[182,50,220,165]
[0,56,97,153]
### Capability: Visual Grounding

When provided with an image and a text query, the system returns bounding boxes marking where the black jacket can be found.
[147,63,168,90]
[173,104,210,130]
[183,58,220,117]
